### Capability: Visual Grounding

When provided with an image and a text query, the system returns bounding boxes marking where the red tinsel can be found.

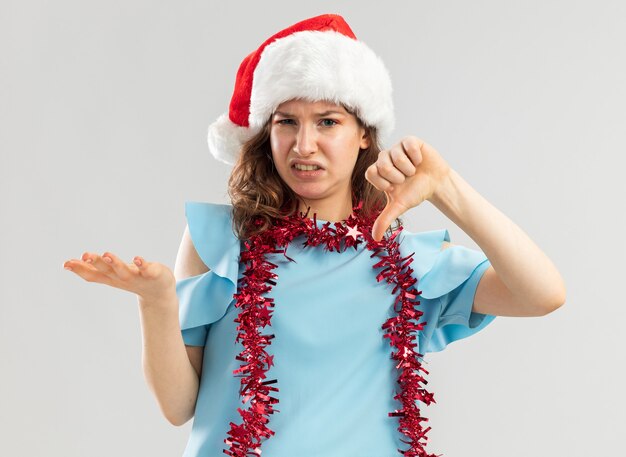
[223,202,441,457]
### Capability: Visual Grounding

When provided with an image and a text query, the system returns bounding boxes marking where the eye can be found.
[276,119,294,125]
[321,119,338,127]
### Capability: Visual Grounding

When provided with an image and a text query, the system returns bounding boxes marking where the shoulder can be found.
[184,201,233,225]
[176,201,240,282]
[396,228,450,279]
[183,201,235,242]
[175,225,209,280]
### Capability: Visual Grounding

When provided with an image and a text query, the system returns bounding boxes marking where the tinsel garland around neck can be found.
[223,202,441,457]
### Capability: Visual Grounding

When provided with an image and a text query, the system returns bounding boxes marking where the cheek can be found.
[270,133,288,159]
[269,134,277,156]
[336,141,360,171]
[268,136,290,179]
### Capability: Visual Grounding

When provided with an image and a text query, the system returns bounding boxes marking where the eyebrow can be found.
[273,110,346,117]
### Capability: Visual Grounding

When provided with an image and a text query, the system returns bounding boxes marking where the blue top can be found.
[175,201,496,456]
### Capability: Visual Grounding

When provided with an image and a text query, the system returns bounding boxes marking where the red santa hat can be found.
[207,13,395,165]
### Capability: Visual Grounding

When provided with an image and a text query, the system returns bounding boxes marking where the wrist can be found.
[428,168,460,211]
[137,288,178,312]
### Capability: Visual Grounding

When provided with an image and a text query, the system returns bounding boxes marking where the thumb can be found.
[371,200,406,242]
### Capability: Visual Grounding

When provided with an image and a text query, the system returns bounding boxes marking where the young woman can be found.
[63,14,566,457]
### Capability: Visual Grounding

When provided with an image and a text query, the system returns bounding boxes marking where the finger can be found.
[371,200,409,242]
[133,256,157,279]
[133,256,164,282]
[63,258,115,286]
[376,150,406,184]
[390,144,417,176]
[401,137,424,168]
[365,164,395,193]
[101,251,136,281]
[82,252,113,274]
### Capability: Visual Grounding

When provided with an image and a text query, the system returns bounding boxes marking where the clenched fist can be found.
[365,136,452,241]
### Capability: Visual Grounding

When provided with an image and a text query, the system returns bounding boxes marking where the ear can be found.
[359,127,371,150]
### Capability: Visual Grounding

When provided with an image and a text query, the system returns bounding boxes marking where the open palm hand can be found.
[63,252,176,306]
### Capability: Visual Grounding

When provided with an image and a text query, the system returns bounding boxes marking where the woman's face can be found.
[269,99,370,214]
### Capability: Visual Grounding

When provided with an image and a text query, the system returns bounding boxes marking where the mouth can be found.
[293,163,323,171]
[290,161,325,179]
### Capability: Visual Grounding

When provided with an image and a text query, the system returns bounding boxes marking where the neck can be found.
[297,196,353,222]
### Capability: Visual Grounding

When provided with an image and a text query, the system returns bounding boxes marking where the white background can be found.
[1,1,624,455]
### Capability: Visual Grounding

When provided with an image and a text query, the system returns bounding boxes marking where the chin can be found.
[292,190,329,203]
[286,181,328,198]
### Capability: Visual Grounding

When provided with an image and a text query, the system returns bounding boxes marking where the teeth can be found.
[294,164,320,171]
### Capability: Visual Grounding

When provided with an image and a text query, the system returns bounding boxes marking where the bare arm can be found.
[366,136,566,317]
[64,223,210,426]
[141,224,209,426]
[430,169,566,317]
[139,294,200,426]
[174,224,209,380]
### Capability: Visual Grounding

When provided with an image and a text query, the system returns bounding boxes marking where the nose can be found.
[292,123,317,157]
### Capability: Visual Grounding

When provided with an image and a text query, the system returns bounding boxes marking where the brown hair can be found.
[228,105,389,240]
